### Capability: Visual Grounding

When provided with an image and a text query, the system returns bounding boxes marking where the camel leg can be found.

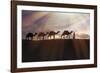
[30,37,31,40]
[31,37,33,40]
[50,36,51,39]
[68,35,70,39]
[29,37,31,40]
[28,37,30,40]
[63,36,65,39]
[61,36,62,39]
[67,35,69,39]
[48,36,50,39]
[54,36,55,39]
[62,36,63,39]
[40,37,41,40]
[66,35,68,39]
[69,35,71,39]
[43,37,44,40]
[61,36,63,39]
[64,36,66,39]
[37,37,40,40]
[37,37,38,40]
[50,36,52,39]
[63,36,64,39]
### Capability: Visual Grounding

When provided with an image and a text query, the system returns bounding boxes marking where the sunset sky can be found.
[22,10,90,39]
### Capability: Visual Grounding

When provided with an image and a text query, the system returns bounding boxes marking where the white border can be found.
[17,5,94,68]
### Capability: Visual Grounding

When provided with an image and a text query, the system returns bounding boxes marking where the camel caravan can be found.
[26,30,75,40]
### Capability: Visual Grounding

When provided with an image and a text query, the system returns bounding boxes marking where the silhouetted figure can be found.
[37,32,49,40]
[26,33,33,40]
[61,30,73,39]
[73,32,75,39]
[48,31,60,39]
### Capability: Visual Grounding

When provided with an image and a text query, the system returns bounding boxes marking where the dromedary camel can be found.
[26,32,37,40]
[48,31,60,39]
[61,30,73,39]
[37,32,49,40]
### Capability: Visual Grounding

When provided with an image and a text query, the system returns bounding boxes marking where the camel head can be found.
[46,32,49,34]
[56,31,60,34]
[70,31,73,33]
[35,33,37,35]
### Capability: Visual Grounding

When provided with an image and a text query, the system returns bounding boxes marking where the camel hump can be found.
[63,30,69,34]
[49,31,60,34]
[26,33,33,36]
[26,32,33,40]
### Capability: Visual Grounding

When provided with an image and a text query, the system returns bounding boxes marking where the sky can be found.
[22,10,90,39]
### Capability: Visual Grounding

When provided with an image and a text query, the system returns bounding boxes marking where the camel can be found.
[48,31,60,39]
[26,33,33,40]
[61,30,73,39]
[32,33,38,40]
[26,32,37,40]
[37,32,49,40]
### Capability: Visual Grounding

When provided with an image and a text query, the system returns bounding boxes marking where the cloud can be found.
[76,33,90,39]
[22,10,90,39]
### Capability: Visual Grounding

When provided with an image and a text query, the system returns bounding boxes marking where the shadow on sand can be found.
[22,39,90,62]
